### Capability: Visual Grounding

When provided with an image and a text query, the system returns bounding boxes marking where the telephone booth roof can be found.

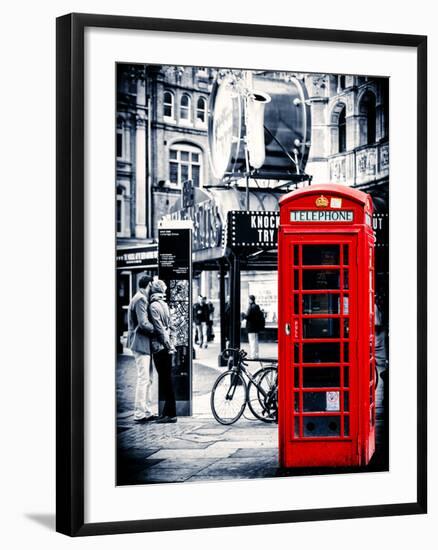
[279,183,371,208]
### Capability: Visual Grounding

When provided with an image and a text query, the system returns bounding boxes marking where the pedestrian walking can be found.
[242,294,265,359]
[207,300,215,342]
[149,279,178,423]
[193,295,209,348]
[127,274,158,422]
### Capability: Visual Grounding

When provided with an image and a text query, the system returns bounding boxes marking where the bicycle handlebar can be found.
[221,348,248,361]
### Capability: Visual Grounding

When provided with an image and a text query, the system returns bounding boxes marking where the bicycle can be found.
[210,348,278,425]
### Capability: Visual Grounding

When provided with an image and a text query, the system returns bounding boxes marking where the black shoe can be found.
[134,414,158,423]
[155,416,177,424]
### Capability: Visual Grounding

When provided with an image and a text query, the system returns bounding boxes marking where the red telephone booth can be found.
[278,184,376,468]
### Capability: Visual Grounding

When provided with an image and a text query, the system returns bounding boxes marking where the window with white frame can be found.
[163,90,174,120]
[116,128,123,159]
[169,143,202,187]
[196,97,207,123]
[116,194,123,235]
[180,93,191,122]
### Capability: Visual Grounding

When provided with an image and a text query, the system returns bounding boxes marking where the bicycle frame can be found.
[230,360,276,402]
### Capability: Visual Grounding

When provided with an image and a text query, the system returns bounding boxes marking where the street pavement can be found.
[117,337,388,485]
[117,339,280,484]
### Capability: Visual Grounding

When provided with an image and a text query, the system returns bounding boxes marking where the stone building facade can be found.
[116,64,216,245]
[116,64,217,343]
[305,73,389,191]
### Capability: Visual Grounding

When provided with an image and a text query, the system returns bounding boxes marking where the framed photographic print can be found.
[56,13,427,536]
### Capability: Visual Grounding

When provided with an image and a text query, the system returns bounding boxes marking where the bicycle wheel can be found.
[211,370,247,425]
[247,366,278,423]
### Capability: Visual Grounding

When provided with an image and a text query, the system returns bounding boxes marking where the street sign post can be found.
[158,220,193,416]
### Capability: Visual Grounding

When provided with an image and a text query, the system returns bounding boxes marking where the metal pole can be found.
[230,252,241,350]
[218,261,228,366]
[246,174,250,210]
[219,261,226,352]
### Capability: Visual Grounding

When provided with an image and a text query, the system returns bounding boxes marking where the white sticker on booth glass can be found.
[330,197,342,208]
[343,296,349,314]
[326,391,340,411]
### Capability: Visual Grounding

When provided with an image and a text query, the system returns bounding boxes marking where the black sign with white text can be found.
[227,210,279,249]
[158,227,192,416]
[158,229,191,280]
[116,245,157,269]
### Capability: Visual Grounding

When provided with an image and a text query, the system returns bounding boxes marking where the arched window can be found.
[180,94,191,121]
[169,143,202,187]
[163,91,174,119]
[196,97,207,123]
[338,105,347,153]
[359,91,377,146]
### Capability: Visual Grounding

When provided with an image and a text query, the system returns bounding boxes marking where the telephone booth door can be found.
[280,235,359,467]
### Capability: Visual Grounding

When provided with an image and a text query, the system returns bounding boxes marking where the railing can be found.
[328,141,389,186]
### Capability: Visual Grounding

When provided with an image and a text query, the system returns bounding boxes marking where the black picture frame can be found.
[56,12,427,536]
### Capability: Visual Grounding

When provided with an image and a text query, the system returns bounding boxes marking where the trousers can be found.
[194,322,208,347]
[153,348,177,418]
[132,352,154,420]
[248,332,259,359]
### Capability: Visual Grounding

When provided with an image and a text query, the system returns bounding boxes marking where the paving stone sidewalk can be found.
[117,415,279,485]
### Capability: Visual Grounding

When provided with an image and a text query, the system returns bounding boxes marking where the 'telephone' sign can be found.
[290,210,354,222]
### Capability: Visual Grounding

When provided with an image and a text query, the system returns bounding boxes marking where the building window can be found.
[116,195,123,235]
[169,144,202,187]
[117,129,123,158]
[382,80,389,139]
[180,94,191,121]
[163,91,174,119]
[338,105,347,153]
[338,75,346,90]
[196,97,207,123]
[359,91,377,146]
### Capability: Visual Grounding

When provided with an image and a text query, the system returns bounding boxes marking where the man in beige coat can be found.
[127,275,157,422]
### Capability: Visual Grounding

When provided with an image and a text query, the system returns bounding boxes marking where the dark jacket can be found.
[149,292,175,354]
[244,302,263,333]
[127,289,154,354]
[193,302,209,324]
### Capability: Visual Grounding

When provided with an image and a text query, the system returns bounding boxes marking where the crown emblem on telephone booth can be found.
[315,195,329,207]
